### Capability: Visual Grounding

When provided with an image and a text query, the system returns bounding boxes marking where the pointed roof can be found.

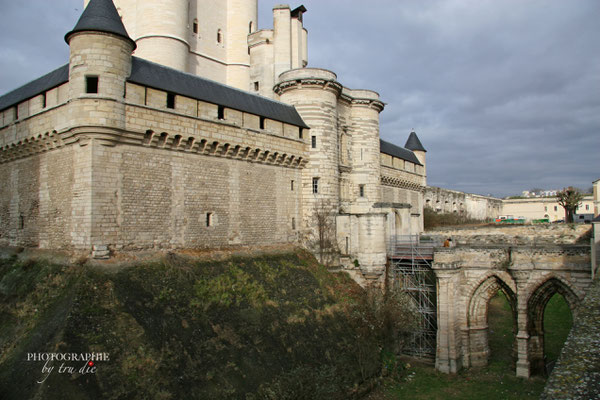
[404,131,426,152]
[65,0,136,49]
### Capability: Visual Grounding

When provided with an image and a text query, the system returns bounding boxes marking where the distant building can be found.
[502,195,594,223]
[593,179,600,217]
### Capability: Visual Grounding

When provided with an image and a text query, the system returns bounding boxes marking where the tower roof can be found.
[404,131,426,152]
[65,0,136,49]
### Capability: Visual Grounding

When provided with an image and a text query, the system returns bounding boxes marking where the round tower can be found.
[134,0,189,71]
[66,0,135,129]
[345,88,385,205]
[275,68,342,244]
[225,0,257,90]
[344,88,387,281]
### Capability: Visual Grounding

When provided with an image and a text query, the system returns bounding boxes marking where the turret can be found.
[250,4,308,99]
[66,0,135,128]
[405,130,427,172]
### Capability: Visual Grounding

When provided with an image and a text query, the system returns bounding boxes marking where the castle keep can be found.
[0,0,426,282]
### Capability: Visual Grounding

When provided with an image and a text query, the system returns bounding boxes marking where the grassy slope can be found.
[369,290,574,399]
[0,251,384,400]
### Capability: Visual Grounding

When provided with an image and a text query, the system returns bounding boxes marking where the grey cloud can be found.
[1,0,598,198]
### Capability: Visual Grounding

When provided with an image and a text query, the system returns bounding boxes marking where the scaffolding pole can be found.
[389,235,438,359]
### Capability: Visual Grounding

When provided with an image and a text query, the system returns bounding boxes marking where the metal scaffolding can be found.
[388,235,438,359]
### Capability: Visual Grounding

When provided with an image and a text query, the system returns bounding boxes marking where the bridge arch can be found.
[525,275,580,375]
[464,272,517,368]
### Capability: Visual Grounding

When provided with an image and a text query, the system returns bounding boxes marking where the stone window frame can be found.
[311,135,317,149]
[359,184,365,197]
[312,177,319,194]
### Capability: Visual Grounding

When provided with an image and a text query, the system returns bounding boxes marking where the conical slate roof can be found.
[65,0,136,49]
[404,131,426,152]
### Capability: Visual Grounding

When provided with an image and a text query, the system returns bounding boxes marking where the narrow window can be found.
[291,180,294,191]
[217,105,225,120]
[42,92,47,108]
[544,206,547,211]
[193,19,198,34]
[554,206,558,211]
[14,106,18,120]
[144,87,148,105]
[19,214,24,229]
[86,76,99,94]
[217,29,223,43]
[254,81,259,91]
[206,212,213,227]
[292,217,296,230]
[299,128,303,139]
[166,92,175,109]
[359,184,365,197]
[345,237,349,254]
[249,21,253,33]
[312,177,319,194]
[259,116,265,129]
[311,135,317,149]
[586,204,590,210]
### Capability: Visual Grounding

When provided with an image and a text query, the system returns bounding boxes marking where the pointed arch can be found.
[467,272,517,327]
[526,275,580,376]
[464,272,518,368]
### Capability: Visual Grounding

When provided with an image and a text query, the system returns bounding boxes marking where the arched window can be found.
[217,29,223,44]
[193,19,198,34]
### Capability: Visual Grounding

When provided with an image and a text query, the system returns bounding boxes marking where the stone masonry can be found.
[0,0,427,283]
[432,226,593,378]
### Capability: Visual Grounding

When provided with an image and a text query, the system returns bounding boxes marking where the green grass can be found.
[368,289,575,399]
[543,294,572,363]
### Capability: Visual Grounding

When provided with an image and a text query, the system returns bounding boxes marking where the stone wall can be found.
[424,186,502,220]
[541,277,600,399]
[89,141,302,250]
[426,224,591,246]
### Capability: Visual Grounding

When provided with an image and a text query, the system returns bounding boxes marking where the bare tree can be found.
[557,186,584,223]
[310,199,339,266]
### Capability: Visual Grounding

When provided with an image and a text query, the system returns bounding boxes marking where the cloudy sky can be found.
[1,0,598,198]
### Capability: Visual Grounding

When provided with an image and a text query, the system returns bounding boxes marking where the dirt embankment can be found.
[0,249,404,399]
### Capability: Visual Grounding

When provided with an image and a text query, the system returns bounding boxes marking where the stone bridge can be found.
[432,243,592,378]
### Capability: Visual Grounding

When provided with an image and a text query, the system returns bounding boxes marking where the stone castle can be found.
[0,0,427,283]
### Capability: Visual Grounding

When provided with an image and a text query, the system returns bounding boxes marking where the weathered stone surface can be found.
[541,278,600,399]
[432,226,593,378]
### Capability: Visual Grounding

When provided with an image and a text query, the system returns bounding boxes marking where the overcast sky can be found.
[1,0,598,198]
